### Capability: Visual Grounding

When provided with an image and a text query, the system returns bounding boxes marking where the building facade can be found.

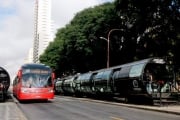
[24,48,34,63]
[33,0,53,63]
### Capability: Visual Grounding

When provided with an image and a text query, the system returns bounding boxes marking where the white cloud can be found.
[0,0,34,82]
[0,0,113,82]
[52,0,104,29]
[0,0,15,8]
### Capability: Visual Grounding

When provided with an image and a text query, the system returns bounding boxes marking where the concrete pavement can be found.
[0,102,27,120]
[74,96,180,115]
[109,101,180,115]
[0,92,27,120]
[0,95,179,120]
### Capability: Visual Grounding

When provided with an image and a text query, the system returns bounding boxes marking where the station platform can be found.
[75,97,180,115]
[113,101,180,115]
[0,91,27,120]
[0,102,27,120]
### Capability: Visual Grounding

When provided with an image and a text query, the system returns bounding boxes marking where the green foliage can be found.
[115,0,180,65]
[40,0,180,76]
[40,3,120,76]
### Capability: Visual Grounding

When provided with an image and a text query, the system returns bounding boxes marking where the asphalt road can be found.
[17,96,180,120]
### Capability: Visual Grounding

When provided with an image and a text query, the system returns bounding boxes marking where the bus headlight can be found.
[48,88,54,93]
[21,88,28,93]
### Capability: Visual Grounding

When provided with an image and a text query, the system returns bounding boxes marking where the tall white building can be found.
[24,48,33,63]
[33,0,53,63]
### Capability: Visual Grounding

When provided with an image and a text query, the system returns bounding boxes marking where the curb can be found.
[14,102,28,120]
[10,94,28,120]
[59,96,180,115]
[10,94,19,103]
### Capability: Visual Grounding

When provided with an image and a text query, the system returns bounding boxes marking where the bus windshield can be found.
[145,63,173,82]
[22,69,52,88]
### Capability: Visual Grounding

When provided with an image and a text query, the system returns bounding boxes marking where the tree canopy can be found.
[115,0,180,66]
[40,0,180,77]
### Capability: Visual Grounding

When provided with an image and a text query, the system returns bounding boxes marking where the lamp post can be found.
[100,29,123,68]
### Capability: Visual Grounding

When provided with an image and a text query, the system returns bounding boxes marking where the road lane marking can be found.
[110,116,124,120]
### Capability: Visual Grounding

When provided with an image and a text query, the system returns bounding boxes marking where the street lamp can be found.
[99,36,108,41]
[100,29,123,68]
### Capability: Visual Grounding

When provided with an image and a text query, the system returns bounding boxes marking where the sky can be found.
[0,0,113,82]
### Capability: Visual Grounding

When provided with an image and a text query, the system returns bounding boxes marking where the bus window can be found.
[129,63,144,77]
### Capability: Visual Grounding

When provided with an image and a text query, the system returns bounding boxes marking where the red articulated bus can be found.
[13,63,55,101]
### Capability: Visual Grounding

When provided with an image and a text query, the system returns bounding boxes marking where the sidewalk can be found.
[0,102,27,120]
[0,91,27,120]
[75,97,180,115]
[113,102,180,115]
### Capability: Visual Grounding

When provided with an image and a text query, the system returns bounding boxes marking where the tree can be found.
[115,0,180,66]
[40,3,121,76]
[40,0,180,77]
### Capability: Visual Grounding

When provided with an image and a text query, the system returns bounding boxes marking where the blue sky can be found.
[0,1,15,19]
[0,0,114,82]
[0,4,14,28]
[0,8,15,18]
